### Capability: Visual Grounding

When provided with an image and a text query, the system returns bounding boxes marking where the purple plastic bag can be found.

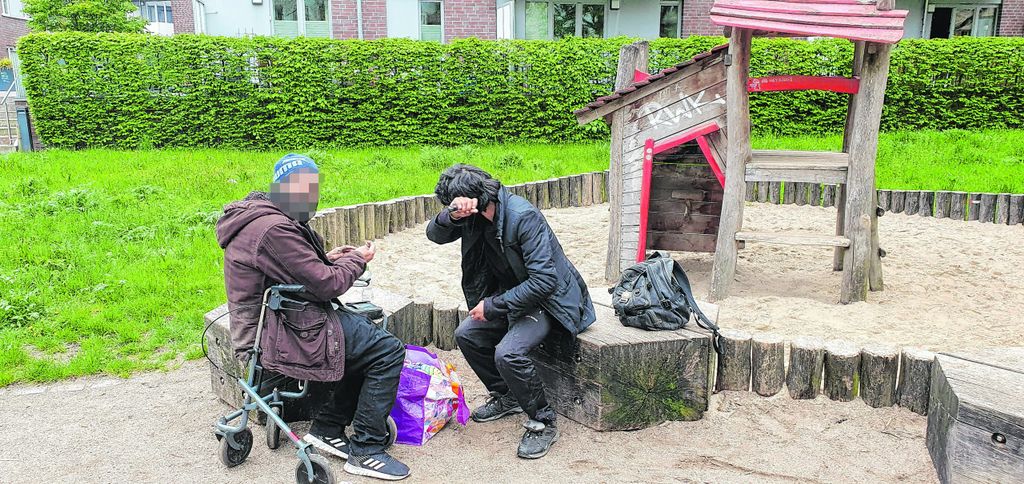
[390,345,469,446]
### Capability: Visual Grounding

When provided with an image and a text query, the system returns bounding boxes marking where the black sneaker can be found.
[344,452,411,481]
[303,431,350,459]
[471,391,523,423]
[517,419,559,459]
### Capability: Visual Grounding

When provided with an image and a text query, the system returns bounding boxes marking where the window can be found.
[660,1,681,38]
[420,1,442,42]
[524,2,606,39]
[925,2,1000,38]
[135,1,173,23]
[2,0,27,19]
[272,0,329,38]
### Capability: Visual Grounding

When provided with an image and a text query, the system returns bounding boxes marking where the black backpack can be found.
[610,252,722,353]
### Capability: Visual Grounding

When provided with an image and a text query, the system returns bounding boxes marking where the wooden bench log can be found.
[559,177,571,208]
[431,302,460,351]
[967,193,982,221]
[927,348,1024,483]
[934,192,951,219]
[532,293,715,431]
[996,193,1011,224]
[751,332,785,397]
[824,340,861,402]
[978,193,997,223]
[897,347,934,415]
[890,190,905,213]
[715,329,752,392]
[787,336,825,399]
[949,192,968,221]
[919,191,934,217]
[860,344,899,407]
[905,190,920,215]
[1010,195,1024,226]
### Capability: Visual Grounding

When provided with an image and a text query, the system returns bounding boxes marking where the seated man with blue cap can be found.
[216,154,411,481]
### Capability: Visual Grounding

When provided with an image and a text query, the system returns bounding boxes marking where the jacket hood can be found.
[215,191,286,249]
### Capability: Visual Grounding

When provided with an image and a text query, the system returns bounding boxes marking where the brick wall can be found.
[0,15,29,56]
[444,0,496,41]
[682,0,723,36]
[1000,0,1024,36]
[331,0,388,40]
[171,0,195,34]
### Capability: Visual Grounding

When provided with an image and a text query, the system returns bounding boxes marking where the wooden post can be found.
[809,183,822,207]
[978,193,996,223]
[431,302,460,351]
[877,189,891,212]
[890,190,905,213]
[934,192,952,219]
[918,191,934,216]
[967,193,982,221]
[823,185,836,207]
[897,347,934,416]
[751,333,785,397]
[758,181,770,203]
[380,201,395,236]
[783,182,796,205]
[904,190,920,215]
[823,340,861,402]
[569,174,585,207]
[538,180,552,210]
[995,193,1010,224]
[715,329,752,392]
[407,298,435,347]
[787,336,825,400]
[709,28,752,302]
[745,182,757,202]
[795,183,807,206]
[413,196,426,225]
[1009,194,1024,225]
[581,174,595,206]
[833,184,846,271]
[363,203,376,240]
[860,344,899,408]
[769,182,781,204]
[404,197,419,228]
[949,192,967,221]
[604,42,648,282]
[868,186,884,292]
[558,177,571,208]
[841,41,893,304]
[598,171,609,203]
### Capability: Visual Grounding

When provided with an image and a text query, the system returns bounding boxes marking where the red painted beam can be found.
[637,138,655,263]
[747,75,860,94]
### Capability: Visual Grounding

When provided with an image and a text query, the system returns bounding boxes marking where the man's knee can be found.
[454,317,476,347]
[494,342,528,371]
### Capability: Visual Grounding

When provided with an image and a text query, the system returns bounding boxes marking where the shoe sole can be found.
[471,406,524,423]
[517,429,560,460]
[343,461,410,481]
[302,434,348,460]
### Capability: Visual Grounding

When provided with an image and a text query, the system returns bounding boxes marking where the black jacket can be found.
[426,187,596,336]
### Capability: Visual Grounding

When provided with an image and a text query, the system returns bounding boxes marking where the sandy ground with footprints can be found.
[8,201,1018,482]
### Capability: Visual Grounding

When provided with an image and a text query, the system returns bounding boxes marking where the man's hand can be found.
[353,241,377,263]
[469,300,485,321]
[448,197,479,220]
[326,245,357,262]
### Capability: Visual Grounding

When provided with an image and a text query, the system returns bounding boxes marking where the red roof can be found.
[573,44,729,118]
[710,0,908,44]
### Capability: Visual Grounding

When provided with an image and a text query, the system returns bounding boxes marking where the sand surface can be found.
[371,203,1024,351]
[0,354,935,483]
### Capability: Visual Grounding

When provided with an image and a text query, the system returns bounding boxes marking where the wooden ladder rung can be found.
[746,150,849,184]
[735,231,851,247]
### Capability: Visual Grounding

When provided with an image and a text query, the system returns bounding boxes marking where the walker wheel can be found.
[266,406,283,449]
[385,415,398,448]
[295,452,335,484]
[218,427,253,468]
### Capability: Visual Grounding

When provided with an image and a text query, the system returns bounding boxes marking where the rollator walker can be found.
[212,274,397,484]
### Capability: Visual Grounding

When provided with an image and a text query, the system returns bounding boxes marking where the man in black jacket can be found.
[425,164,596,459]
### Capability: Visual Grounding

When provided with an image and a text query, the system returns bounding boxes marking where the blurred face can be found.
[269,170,320,223]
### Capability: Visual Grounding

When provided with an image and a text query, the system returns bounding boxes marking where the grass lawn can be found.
[0,129,1021,385]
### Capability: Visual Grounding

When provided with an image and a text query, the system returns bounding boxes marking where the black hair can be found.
[434,164,502,208]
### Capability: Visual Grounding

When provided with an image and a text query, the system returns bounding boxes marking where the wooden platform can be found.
[927,347,1024,483]
[531,290,716,431]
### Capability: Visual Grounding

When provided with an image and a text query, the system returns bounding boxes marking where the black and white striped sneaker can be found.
[344,452,411,481]
[302,431,350,459]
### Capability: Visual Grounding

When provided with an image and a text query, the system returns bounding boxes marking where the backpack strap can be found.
[669,260,723,355]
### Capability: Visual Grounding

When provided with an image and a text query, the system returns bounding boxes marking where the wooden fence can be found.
[714,331,936,415]
[744,182,1024,226]
[308,171,610,248]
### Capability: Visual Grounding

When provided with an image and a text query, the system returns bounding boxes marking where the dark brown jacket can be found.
[216,192,365,382]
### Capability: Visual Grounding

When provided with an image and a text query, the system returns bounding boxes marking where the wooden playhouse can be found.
[575,0,908,304]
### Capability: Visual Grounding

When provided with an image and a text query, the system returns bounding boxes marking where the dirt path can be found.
[1,352,935,483]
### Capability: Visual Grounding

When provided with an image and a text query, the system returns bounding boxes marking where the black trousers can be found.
[309,313,405,456]
[454,307,557,425]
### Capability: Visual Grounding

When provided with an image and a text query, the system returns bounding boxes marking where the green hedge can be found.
[16,33,1024,149]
